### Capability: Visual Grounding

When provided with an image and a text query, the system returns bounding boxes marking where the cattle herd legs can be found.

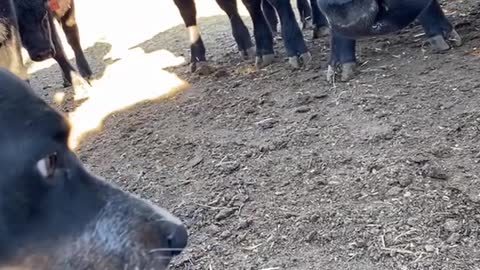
[0,0,466,86]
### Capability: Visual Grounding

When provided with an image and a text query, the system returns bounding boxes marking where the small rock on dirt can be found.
[220,230,232,239]
[386,186,403,197]
[188,155,203,168]
[215,208,236,221]
[237,219,252,230]
[444,219,462,232]
[421,163,449,180]
[306,231,317,242]
[399,176,413,187]
[256,118,277,129]
[313,93,328,99]
[294,106,311,113]
[406,217,417,226]
[447,232,461,244]
[310,213,320,223]
[467,189,480,203]
[425,244,435,252]
[218,161,240,175]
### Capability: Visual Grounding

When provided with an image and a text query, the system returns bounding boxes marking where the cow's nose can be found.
[166,223,188,256]
[31,49,54,61]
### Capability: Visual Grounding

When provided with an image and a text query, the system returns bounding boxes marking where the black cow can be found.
[0,0,29,82]
[315,0,462,82]
[173,0,310,71]
[14,0,93,87]
[0,67,188,270]
[173,0,254,72]
[247,0,311,68]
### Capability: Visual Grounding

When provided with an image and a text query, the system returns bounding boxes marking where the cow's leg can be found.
[310,0,329,39]
[326,31,356,83]
[0,0,29,82]
[173,0,206,72]
[417,0,462,51]
[242,0,275,68]
[58,0,93,81]
[261,0,278,36]
[296,0,312,30]
[49,14,82,87]
[267,0,310,68]
[215,0,254,59]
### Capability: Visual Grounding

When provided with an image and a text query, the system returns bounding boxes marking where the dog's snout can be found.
[165,222,188,255]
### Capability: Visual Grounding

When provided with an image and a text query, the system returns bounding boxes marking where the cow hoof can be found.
[326,62,357,83]
[255,54,275,68]
[313,26,330,39]
[240,47,255,60]
[302,18,313,30]
[190,62,197,73]
[447,29,462,47]
[70,71,92,100]
[288,52,312,69]
[79,69,93,81]
[63,80,72,88]
[428,35,451,52]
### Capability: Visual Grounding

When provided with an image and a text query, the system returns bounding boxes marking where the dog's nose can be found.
[166,223,188,255]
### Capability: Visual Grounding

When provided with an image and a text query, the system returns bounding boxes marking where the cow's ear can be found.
[47,0,60,12]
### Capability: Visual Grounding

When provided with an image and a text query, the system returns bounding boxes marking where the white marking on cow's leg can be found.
[187,25,200,44]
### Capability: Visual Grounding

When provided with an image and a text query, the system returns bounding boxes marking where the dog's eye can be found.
[36,153,57,181]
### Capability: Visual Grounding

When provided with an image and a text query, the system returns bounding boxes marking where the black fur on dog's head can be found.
[0,68,188,270]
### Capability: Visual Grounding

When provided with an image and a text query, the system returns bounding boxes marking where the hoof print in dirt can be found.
[255,54,275,69]
[427,29,463,52]
[191,61,216,75]
[326,62,357,83]
[288,52,312,69]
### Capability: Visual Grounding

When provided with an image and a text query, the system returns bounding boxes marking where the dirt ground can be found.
[26,0,480,269]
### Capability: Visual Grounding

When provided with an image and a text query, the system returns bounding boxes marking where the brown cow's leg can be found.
[49,14,80,87]
[59,0,93,80]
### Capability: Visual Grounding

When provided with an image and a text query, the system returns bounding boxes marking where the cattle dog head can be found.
[0,68,188,270]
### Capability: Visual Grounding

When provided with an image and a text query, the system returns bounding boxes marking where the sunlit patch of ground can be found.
[55,48,189,149]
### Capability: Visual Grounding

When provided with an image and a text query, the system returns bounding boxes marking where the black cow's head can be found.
[14,0,55,61]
